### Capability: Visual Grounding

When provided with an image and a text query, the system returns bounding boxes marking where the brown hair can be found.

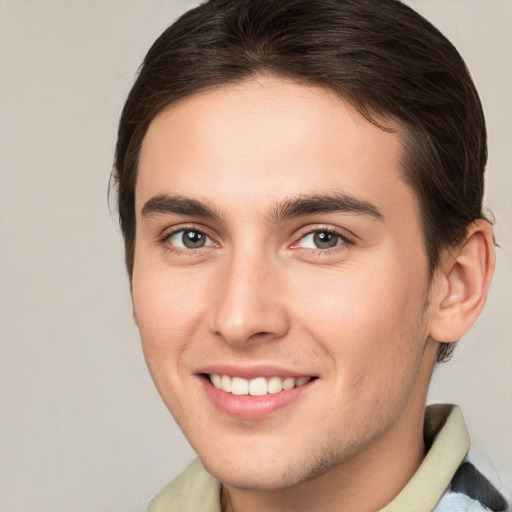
[113,0,488,362]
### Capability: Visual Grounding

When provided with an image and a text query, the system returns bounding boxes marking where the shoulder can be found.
[433,461,511,512]
[446,461,510,512]
[148,458,222,512]
[434,491,510,512]
[434,492,490,511]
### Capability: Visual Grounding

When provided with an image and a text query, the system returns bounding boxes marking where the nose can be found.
[208,252,289,347]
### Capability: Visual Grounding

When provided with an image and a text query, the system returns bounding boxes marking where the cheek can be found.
[131,267,216,425]
[131,266,210,374]
[297,270,428,440]
[291,261,428,381]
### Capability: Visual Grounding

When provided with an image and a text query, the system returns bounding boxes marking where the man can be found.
[113,0,510,510]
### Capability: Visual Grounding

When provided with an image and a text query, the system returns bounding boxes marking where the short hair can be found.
[113,0,488,362]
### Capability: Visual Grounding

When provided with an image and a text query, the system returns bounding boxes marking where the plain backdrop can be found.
[1,1,510,510]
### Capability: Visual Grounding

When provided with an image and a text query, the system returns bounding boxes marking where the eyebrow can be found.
[268,192,384,223]
[141,194,222,221]
[140,192,384,223]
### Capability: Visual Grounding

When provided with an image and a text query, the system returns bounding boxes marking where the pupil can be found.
[183,231,205,248]
[314,231,338,249]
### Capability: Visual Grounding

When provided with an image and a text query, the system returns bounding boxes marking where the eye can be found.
[167,229,214,249]
[297,230,345,250]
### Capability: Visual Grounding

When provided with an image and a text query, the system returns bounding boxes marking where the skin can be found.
[131,76,493,512]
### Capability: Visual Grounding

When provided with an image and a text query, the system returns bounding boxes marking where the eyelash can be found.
[159,225,355,255]
[159,225,218,256]
[291,226,355,255]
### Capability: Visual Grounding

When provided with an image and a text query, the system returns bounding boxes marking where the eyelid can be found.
[290,225,356,251]
[157,223,355,253]
[159,224,220,251]
[169,230,215,249]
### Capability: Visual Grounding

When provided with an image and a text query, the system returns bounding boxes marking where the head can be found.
[114,0,489,363]
[113,0,494,496]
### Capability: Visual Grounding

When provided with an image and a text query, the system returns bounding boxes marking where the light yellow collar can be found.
[381,404,470,511]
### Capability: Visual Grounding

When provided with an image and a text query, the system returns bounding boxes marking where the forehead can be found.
[136,76,414,222]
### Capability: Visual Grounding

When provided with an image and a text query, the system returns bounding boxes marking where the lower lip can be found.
[200,377,314,420]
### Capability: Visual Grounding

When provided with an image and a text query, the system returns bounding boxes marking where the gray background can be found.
[1,1,510,510]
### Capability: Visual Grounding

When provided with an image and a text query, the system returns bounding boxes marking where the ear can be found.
[428,220,495,343]
[130,286,139,327]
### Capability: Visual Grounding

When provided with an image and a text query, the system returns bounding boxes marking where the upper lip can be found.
[196,364,317,380]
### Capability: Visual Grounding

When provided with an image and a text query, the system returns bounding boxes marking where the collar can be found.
[381,404,470,511]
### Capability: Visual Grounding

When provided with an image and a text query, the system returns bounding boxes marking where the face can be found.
[132,77,438,490]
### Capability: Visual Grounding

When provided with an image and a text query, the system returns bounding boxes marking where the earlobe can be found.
[428,220,495,343]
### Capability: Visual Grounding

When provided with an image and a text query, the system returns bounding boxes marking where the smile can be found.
[208,374,312,396]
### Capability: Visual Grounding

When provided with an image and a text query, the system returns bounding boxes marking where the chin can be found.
[206,462,299,491]
[199,444,344,492]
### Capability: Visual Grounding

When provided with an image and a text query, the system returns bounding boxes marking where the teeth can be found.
[249,377,268,396]
[209,374,311,395]
[221,374,232,393]
[267,376,283,394]
[296,376,310,387]
[211,374,222,389]
[282,377,295,390]
[231,377,249,395]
